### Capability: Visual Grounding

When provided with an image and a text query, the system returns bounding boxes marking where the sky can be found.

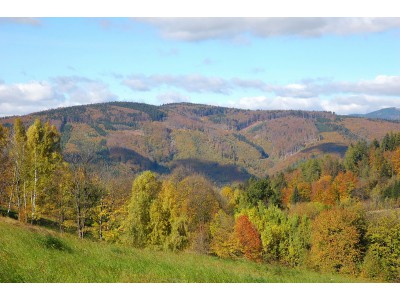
[0,17,400,117]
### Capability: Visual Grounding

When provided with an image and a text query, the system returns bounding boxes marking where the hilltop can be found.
[2,101,400,184]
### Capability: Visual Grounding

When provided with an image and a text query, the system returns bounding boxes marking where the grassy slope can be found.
[0,218,367,283]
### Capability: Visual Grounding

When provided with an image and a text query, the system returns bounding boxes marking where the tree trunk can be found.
[32,152,37,223]
[23,182,27,223]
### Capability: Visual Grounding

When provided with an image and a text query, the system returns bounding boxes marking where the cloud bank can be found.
[0,17,42,26]
[135,18,400,41]
[0,77,117,117]
[1,74,399,117]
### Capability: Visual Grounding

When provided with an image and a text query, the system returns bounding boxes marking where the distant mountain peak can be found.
[351,107,400,121]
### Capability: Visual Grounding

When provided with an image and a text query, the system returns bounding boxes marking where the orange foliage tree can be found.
[233,215,263,262]
[311,175,336,205]
[333,171,358,204]
[389,147,400,177]
[310,207,366,275]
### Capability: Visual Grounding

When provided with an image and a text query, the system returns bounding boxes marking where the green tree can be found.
[361,212,400,282]
[344,140,369,176]
[124,171,161,247]
[291,186,301,204]
[148,180,176,249]
[245,176,275,207]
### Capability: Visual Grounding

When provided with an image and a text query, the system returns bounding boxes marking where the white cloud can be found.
[121,73,400,99]
[0,81,61,104]
[135,18,400,41]
[122,73,232,94]
[229,96,323,111]
[157,91,191,104]
[0,77,117,117]
[228,94,400,115]
[0,17,41,26]
[330,75,400,96]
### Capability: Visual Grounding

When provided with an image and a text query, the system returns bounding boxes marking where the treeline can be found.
[1,119,400,282]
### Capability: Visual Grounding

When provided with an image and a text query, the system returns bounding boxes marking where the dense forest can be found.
[1,117,400,282]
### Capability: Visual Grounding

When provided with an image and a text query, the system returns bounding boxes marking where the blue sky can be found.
[0,17,400,117]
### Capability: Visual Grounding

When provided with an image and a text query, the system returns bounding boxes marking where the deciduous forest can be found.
[1,117,400,282]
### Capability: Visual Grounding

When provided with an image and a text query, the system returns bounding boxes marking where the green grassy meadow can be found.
[0,217,366,283]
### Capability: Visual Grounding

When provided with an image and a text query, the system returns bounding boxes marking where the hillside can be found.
[2,101,400,184]
[0,217,363,283]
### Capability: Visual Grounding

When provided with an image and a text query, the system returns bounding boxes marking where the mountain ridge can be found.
[2,101,400,185]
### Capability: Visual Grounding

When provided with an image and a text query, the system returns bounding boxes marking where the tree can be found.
[24,120,62,223]
[301,158,321,182]
[0,125,12,212]
[233,215,262,262]
[10,118,29,221]
[388,147,400,177]
[245,176,275,207]
[177,175,220,253]
[332,171,358,205]
[344,140,369,176]
[148,180,176,249]
[361,212,400,282]
[310,206,366,275]
[291,186,301,204]
[124,171,161,247]
[70,167,104,239]
[311,175,336,205]
[209,209,236,258]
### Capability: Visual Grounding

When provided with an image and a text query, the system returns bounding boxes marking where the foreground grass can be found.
[0,217,365,283]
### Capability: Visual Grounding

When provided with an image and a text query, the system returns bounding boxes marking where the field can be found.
[0,217,364,283]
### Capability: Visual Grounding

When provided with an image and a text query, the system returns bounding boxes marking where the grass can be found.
[0,217,366,283]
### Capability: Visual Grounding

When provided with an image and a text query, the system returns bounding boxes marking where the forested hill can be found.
[2,101,400,184]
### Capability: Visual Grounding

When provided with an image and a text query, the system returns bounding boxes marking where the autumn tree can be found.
[310,206,366,275]
[332,171,358,205]
[209,209,236,258]
[233,215,262,262]
[0,124,12,211]
[311,175,336,205]
[70,167,104,238]
[177,175,220,253]
[388,147,400,177]
[10,118,29,221]
[18,119,63,223]
[220,185,236,213]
